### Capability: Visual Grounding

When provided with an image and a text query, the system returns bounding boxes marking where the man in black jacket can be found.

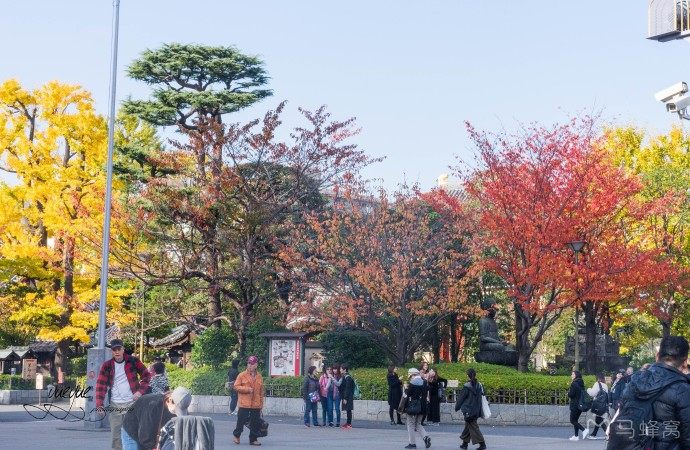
[227,359,240,415]
[608,335,690,450]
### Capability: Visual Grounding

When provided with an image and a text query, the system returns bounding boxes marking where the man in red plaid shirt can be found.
[95,339,150,450]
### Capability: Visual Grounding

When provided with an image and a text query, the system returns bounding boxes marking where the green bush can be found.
[320,331,384,368]
[163,362,593,405]
[191,326,236,368]
[67,355,87,377]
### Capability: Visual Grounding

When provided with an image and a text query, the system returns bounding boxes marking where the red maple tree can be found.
[431,118,654,372]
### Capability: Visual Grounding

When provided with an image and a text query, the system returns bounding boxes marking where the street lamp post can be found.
[567,240,587,372]
[84,0,121,429]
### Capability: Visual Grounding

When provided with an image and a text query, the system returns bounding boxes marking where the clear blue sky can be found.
[1,1,689,189]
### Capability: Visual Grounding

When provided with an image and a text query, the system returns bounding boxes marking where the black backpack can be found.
[578,387,593,412]
[607,380,683,450]
[590,382,608,416]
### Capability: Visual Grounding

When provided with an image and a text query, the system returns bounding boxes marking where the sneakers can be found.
[391,420,396,425]
[341,424,352,429]
[249,441,261,446]
[587,435,603,440]
[569,435,579,441]
[460,443,469,450]
[477,444,486,450]
[328,423,334,427]
[304,423,310,428]
[582,428,590,440]
[404,445,417,449]
[423,436,431,448]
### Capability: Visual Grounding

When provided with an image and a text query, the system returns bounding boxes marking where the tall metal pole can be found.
[96,0,121,349]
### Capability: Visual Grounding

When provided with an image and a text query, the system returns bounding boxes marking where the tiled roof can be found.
[151,324,193,348]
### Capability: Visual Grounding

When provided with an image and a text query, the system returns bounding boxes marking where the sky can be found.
[2,1,690,190]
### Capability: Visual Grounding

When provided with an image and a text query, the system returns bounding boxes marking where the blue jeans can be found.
[121,427,139,450]
[320,396,328,424]
[304,399,319,425]
[333,397,341,425]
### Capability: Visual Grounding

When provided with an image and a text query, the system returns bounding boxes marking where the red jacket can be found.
[95,354,150,407]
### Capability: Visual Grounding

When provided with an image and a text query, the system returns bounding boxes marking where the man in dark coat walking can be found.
[608,335,690,450]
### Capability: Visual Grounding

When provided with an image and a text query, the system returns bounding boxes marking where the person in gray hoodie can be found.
[402,368,431,449]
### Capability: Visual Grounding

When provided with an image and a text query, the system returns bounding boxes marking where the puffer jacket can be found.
[568,377,585,412]
[615,363,690,450]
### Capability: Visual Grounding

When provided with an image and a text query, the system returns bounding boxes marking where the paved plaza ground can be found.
[0,404,608,449]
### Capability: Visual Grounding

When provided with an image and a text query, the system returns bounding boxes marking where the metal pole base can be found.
[84,347,111,429]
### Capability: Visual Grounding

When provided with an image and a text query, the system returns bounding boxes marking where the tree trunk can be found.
[207,237,222,328]
[515,304,531,372]
[584,301,597,375]
[54,340,71,379]
[449,314,458,363]
[237,306,252,357]
[661,319,672,338]
[432,322,440,363]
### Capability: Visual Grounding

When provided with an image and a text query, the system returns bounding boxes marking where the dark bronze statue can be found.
[475,298,518,366]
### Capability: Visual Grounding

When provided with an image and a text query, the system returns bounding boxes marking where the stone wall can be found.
[188,395,577,427]
[0,389,50,405]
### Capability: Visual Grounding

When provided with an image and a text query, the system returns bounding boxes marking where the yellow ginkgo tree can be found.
[0,80,134,371]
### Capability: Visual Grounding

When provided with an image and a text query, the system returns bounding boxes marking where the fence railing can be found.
[263,382,571,406]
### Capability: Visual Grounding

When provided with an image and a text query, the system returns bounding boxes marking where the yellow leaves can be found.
[0,79,132,345]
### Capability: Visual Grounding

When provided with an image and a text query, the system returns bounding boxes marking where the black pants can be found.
[570,409,585,435]
[389,406,401,423]
[233,407,261,442]
[591,414,607,436]
[346,410,352,425]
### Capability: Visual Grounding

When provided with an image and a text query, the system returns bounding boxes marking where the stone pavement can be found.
[0,405,608,449]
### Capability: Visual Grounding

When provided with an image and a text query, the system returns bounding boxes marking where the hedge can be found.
[0,375,84,390]
[164,362,595,405]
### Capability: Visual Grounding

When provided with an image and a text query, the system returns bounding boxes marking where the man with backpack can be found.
[607,335,690,450]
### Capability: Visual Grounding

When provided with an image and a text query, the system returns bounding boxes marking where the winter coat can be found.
[319,374,332,398]
[404,376,428,416]
[610,375,629,407]
[233,370,264,409]
[454,380,482,420]
[568,377,585,412]
[387,373,403,407]
[615,362,690,450]
[340,374,355,411]
[302,375,319,401]
[122,393,175,450]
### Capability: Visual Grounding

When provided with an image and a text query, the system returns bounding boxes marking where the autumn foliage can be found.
[282,186,475,365]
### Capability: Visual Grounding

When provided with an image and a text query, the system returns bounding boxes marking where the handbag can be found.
[405,397,422,415]
[478,382,491,419]
[225,381,234,391]
[257,418,269,437]
[308,391,320,403]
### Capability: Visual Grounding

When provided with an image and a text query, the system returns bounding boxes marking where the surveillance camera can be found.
[666,93,690,112]
[655,82,689,102]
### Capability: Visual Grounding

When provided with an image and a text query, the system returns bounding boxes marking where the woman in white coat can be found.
[585,373,609,440]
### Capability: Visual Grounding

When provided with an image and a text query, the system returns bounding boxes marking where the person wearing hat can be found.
[232,356,265,446]
[120,386,192,450]
[95,338,151,450]
[402,367,431,449]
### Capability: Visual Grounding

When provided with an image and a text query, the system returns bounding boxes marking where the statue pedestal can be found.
[475,350,518,367]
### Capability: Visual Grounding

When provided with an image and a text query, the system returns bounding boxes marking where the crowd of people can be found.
[564,335,690,450]
[93,334,690,449]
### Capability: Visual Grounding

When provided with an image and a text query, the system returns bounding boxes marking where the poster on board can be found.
[269,338,301,376]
